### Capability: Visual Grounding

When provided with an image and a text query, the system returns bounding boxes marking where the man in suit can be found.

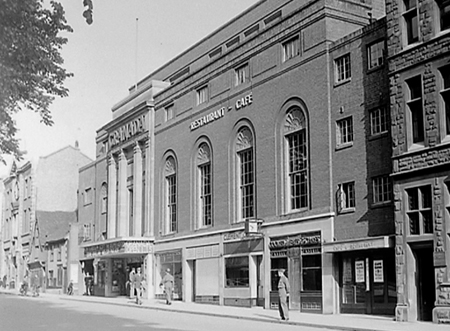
[134,267,144,305]
[277,268,290,321]
[159,268,174,305]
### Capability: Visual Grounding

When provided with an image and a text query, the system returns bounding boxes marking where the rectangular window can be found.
[338,182,356,211]
[367,40,385,70]
[57,247,62,261]
[239,149,254,219]
[282,36,300,62]
[439,0,450,31]
[57,266,63,287]
[406,186,433,235]
[439,65,450,136]
[370,107,389,136]
[167,175,177,233]
[50,249,54,262]
[235,64,249,86]
[406,76,424,144]
[199,163,212,227]
[335,54,351,83]
[373,176,392,204]
[83,224,91,241]
[287,130,308,210]
[302,254,322,291]
[336,117,354,146]
[197,86,208,105]
[403,0,418,44]
[24,179,28,199]
[165,105,174,122]
[84,188,93,205]
[225,256,249,287]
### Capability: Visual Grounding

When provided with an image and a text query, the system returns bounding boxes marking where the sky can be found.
[2,0,260,174]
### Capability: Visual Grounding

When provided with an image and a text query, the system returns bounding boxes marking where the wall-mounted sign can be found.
[84,240,152,258]
[190,93,254,131]
[373,260,384,283]
[355,260,365,283]
[190,107,226,131]
[186,244,219,260]
[269,234,321,249]
[235,93,253,110]
[109,114,146,148]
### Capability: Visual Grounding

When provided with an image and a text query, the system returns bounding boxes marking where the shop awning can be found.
[28,261,43,270]
[322,236,394,254]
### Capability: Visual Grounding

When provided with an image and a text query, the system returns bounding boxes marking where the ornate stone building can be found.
[386,0,450,323]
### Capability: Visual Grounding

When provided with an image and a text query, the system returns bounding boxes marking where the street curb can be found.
[58,295,385,331]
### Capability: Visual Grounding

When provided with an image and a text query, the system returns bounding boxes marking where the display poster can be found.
[355,260,365,283]
[343,258,352,284]
[373,260,384,283]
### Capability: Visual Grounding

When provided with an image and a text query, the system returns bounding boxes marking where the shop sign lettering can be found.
[84,242,124,257]
[332,241,374,252]
[235,93,253,110]
[109,114,146,148]
[223,231,246,241]
[124,242,153,254]
[190,107,226,131]
[269,235,321,249]
[84,240,153,257]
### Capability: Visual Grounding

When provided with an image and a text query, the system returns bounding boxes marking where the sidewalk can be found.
[0,288,445,331]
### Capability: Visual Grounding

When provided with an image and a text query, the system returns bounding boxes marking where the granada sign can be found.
[109,114,146,148]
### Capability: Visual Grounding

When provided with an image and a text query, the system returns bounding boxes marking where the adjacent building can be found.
[386,0,450,323]
[1,145,91,292]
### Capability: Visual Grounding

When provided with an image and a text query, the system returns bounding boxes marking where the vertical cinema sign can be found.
[109,114,146,148]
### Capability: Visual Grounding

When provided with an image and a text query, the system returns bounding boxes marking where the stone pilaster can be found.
[133,142,143,237]
[107,155,117,239]
[117,150,127,237]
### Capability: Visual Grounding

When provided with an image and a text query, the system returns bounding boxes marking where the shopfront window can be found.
[225,256,249,287]
[302,254,322,291]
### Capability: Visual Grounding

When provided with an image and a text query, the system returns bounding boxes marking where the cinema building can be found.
[79,0,396,316]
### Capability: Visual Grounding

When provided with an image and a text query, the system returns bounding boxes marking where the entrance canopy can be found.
[81,238,154,259]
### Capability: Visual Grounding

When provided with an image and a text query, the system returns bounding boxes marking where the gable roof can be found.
[36,210,76,243]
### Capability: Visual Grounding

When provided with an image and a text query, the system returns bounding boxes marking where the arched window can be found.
[164,156,177,233]
[236,127,255,221]
[197,143,212,228]
[284,107,308,210]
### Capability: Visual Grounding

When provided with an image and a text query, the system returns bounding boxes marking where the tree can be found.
[82,0,93,25]
[0,0,73,163]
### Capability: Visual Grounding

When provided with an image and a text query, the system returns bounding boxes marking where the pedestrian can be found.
[134,267,144,305]
[67,280,74,295]
[277,268,290,321]
[129,268,136,299]
[159,268,174,305]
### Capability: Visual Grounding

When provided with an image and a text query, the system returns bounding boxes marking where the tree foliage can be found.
[82,0,93,25]
[0,0,73,163]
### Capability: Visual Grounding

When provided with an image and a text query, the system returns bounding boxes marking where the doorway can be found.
[414,247,435,321]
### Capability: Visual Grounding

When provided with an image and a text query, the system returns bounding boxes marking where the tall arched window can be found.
[284,107,308,210]
[197,143,212,228]
[164,156,177,233]
[236,127,255,221]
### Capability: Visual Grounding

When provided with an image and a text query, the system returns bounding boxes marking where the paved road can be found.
[0,294,330,331]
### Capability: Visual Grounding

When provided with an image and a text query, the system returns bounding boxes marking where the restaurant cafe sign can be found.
[190,93,253,131]
[109,114,147,148]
